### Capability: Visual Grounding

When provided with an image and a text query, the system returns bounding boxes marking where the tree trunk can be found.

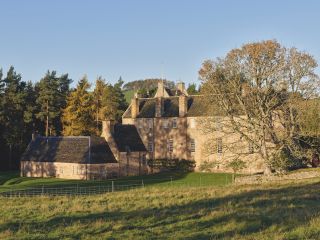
[8,144,12,170]
[261,138,272,175]
[46,100,49,137]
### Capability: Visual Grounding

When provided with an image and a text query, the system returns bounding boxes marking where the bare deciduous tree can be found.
[199,40,319,174]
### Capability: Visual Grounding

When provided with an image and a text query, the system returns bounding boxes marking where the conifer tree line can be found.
[0,66,127,170]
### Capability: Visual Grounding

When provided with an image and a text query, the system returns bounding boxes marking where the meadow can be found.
[0,171,320,239]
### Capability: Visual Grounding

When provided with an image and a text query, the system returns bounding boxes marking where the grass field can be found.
[0,172,233,193]
[1,171,320,239]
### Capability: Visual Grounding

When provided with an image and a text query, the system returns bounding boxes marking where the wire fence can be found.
[0,175,232,198]
[0,182,144,197]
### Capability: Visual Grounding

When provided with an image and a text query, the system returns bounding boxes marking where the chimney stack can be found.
[155,97,163,117]
[131,97,139,118]
[176,82,189,96]
[179,95,187,117]
[101,120,115,138]
[155,80,169,98]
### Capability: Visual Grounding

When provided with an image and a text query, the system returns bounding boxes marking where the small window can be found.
[190,139,195,152]
[77,166,85,175]
[167,139,173,153]
[217,138,222,154]
[148,119,153,129]
[249,142,254,154]
[190,118,196,128]
[162,119,169,129]
[216,117,223,131]
[148,141,153,152]
[140,154,147,165]
[172,118,177,128]
[138,119,143,129]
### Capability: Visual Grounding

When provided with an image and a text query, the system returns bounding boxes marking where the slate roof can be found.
[21,136,117,164]
[113,124,147,152]
[123,95,216,118]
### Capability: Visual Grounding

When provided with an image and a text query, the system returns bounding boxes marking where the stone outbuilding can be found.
[20,121,147,180]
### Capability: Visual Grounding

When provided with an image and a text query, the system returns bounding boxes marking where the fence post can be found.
[170,176,173,186]
[112,181,114,192]
[142,179,144,188]
[42,185,44,195]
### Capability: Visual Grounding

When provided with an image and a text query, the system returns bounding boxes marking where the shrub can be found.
[269,147,304,173]
[148,159,195,172]
[198,161,219,172]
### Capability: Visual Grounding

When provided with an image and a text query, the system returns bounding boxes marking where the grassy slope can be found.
[0,172,232,192]
[0,172,320,239]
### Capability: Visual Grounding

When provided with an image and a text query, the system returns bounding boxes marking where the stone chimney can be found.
[177,82,188,96]
[155,97,163,117]
[131,97,139,118]
[101,120,120,161]
[179,95,187,117]
[101,120,115,138]
[154,80,169,98]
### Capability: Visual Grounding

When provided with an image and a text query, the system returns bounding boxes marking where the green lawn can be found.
[1,172,320,239]
[0,171,233,193]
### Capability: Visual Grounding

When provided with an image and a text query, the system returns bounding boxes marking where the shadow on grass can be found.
[1,181,320,239]
[0,171,196,195]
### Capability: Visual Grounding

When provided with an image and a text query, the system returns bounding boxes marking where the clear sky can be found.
[1,0,319,87]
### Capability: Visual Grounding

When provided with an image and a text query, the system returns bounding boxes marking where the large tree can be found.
[100,78,128,121]
[199,40,319,173]
[93,76,106,133]
[36,71,72,136]
[62,76,95,136]
[1,67,27,169]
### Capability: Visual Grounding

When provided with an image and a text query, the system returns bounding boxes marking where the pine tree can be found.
[36,71,72,136]
[100,78,128,121]
[93,76,106,134]
[62,76,95,136]
[2,66,27,169]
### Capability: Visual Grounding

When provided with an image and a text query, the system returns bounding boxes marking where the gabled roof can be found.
[113,124,147,152]
[123,95,216,119]
[21,136,117,164]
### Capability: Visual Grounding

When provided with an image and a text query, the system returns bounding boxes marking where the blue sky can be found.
[1,0,319,87]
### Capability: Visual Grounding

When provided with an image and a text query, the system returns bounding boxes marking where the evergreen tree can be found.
[23,81,38,140]
[100,78,128,121]
[36,71,72,136]
[2,66,27,169]
[62,76,95,136]
[93,76,106,133]
[187,83,199,95]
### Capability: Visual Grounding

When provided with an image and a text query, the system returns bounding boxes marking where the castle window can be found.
[249,142,254,154]
[147,140,153,152]
[77,165,85,175]
[162,119,169,129]
[216,117,223,131]
[172,118,177,128]
[190,139,195,152]
[148,119,153,129]
[190,118,196,128]
[140,154,147,165]
[138,119,143,129]
[217,138,222,154]
[167,139,173,153]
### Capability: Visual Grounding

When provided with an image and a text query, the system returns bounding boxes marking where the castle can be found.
[20,81,264,180]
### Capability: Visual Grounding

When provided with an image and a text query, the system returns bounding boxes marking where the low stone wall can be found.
[235,169,320,184]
